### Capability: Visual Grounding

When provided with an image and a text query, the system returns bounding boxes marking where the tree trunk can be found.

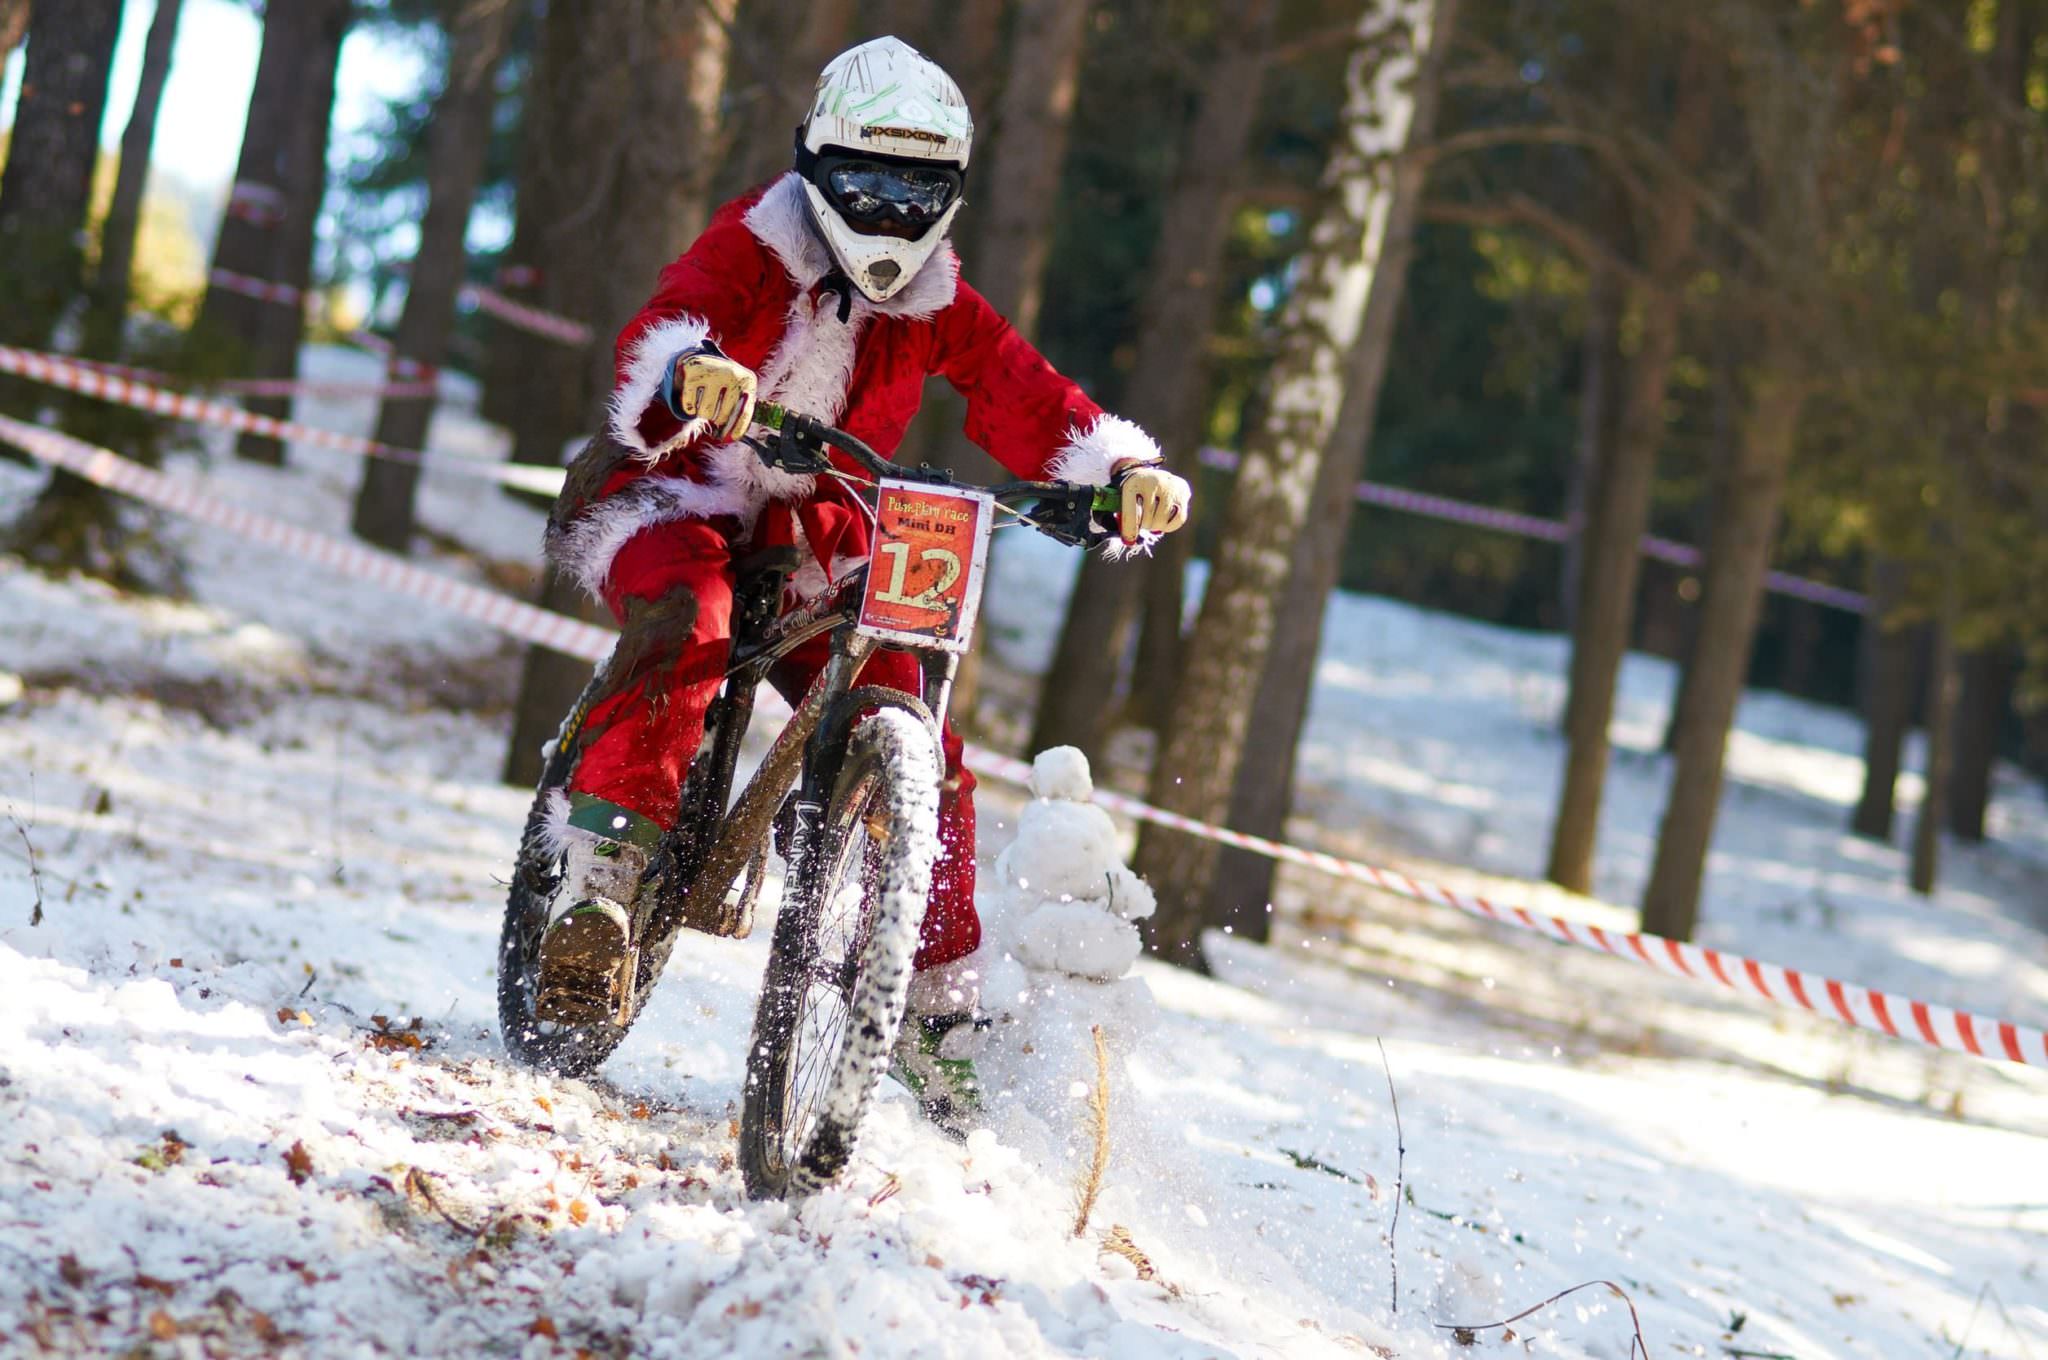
[495,0,732,472]
[942,0,1092,724]
[1201,0,1461,943]
[504,570,595,787]
[352,0,517,552]
[968,0,1086,338]
[83,0,183,362]
[233,0,350,466]
[1544,37,1715,895]
[1947,646,2015,843]
[194,0,346,384]
[1561,261,1621,634]
[1850,558,1915,841]
[710,0,856,205]
[1134,0,1442,971]
[502,0,736,789]
[1030,0,1282,762]
[0,1,30,68]
[1640,355,1808,940]
[1909,563,1960,895]
[0,0,122,355]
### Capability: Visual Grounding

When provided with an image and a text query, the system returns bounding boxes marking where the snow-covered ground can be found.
[1,349,2044,1357]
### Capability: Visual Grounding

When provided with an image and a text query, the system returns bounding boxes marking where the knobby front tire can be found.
[739,706,942,1200]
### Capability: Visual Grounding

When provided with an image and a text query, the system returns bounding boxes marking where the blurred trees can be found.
[1,0,2043,955]
[83,0,183,364]
[0,0,123,356]
[193,0,354,466]
[499,0,736,788]
[1137,0,1448,968]
[352,0,519,553]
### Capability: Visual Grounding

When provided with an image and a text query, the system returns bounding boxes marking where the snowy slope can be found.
[3,357,2045,1357]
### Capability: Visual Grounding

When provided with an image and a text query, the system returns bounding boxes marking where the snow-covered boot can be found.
[890,962,989,1140]
[535,799,657,1026]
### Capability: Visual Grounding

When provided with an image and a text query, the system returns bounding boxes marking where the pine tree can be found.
[84,0,185,362]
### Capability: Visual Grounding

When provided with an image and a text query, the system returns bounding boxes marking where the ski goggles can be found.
[809,154,964,228]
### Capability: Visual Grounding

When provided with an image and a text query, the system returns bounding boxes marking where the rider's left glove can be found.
[663,343,757,442]
[1114,463,1192,544]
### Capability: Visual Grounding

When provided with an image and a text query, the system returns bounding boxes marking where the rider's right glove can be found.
[662,342,757,442]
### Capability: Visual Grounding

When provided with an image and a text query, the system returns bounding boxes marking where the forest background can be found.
[2,0,2043,967]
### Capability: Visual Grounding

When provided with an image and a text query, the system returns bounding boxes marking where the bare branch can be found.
[1421,195,1654,291]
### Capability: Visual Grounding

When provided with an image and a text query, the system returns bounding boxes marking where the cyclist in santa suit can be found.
[537,36,1192,1133]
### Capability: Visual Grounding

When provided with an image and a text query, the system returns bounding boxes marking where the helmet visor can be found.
[818,157,963,229]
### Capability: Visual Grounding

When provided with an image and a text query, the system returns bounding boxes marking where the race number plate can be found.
[856,479,995,653]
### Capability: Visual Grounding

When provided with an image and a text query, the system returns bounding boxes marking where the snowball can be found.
[1029,746,1093,802]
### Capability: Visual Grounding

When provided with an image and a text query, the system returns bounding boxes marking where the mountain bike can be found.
[498,402,1118,1199]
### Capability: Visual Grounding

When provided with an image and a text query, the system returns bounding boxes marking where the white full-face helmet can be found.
[795,37,974,303]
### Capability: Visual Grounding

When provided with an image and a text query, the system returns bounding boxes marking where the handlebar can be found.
[746,400,1123,549]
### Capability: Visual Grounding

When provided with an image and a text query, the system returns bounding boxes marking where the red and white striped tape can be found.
[225,179,288,228]
[459,284,593,347]
[0,347,561,496]
[2,418,2039,1071]
[207,267,304,308]
[57,355,438,400]
[963,747,2047,1068]
[0,416,614,661]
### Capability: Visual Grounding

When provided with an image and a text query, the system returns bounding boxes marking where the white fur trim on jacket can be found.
[554,471,759,600]
[534,787,574,861]
[1049,414,1162,488]
[608,313,716,458]
[743,173,960,321]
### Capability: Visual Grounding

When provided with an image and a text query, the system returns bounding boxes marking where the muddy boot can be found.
[535,798,658,1026]
[889,962,989,1141]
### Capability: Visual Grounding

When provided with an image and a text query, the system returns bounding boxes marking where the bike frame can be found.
[624,405,1112,977]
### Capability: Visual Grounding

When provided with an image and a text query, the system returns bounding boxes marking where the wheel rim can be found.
[775,781,883,1174]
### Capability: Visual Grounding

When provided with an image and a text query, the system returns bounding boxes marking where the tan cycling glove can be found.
[1115,464,1192,544]
[670,350,758,442]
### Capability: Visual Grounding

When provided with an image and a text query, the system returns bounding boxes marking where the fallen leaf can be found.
[57,1254,88,1289]
[283,1141,314,1186]
[534,1095,552,1113]
[148,1310,178,1340]
[567,1199,590,1225]
[527,1316,559,1339]
[134,1274,177,1296]
[631,1102,651,1120]
[168,958,183,968]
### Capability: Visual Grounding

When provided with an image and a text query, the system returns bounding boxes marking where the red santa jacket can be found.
[553,172,1162,601]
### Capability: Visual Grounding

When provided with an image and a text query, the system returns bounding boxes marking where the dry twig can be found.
[1378,1038,1405,1314]
[1437,1279,1651,1357]
[8,809,43,927]
[1072,1026,1111,1238]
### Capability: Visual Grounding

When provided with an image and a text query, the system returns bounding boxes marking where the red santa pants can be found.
[566,515,980,971]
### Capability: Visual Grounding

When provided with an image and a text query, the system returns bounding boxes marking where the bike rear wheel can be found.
[739,706,941,1199]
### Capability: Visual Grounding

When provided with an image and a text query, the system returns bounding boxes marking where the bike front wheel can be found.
[739,705,941,1199]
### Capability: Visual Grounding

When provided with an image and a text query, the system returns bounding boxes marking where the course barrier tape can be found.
[58,355,439,401]
[0,416,616,662]
[1197,448,1870,614]
[0,347,563,496]
[459,284,594,347]
[225,180,288,227]
[2,419,2038,1073]
[207,267,304,308]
